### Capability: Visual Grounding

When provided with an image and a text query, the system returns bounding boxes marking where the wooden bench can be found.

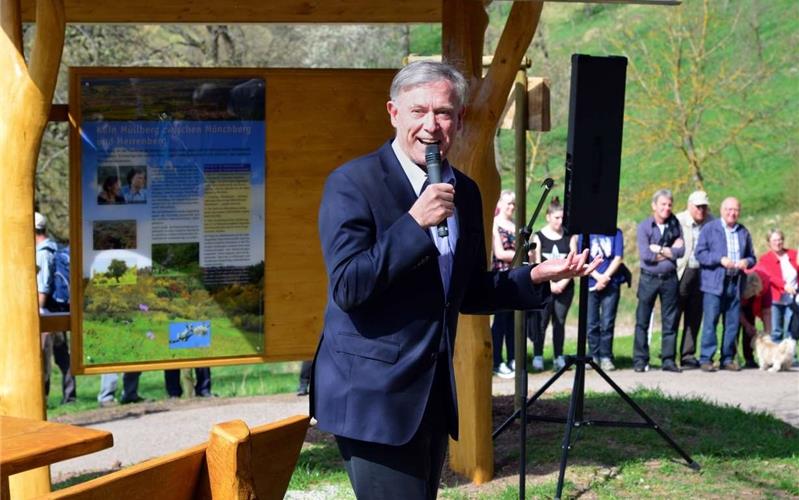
[37,415,310,500]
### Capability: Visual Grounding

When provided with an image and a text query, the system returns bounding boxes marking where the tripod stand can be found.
[493,232,700,500]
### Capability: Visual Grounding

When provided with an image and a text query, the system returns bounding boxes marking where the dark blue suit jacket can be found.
[695,218,756,296]
[310,141,550,446]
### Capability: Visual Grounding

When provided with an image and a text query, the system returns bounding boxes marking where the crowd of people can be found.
[491,188,799,378]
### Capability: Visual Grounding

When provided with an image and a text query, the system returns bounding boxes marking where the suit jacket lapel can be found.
[378,141,417,212]
[447,166,467,301]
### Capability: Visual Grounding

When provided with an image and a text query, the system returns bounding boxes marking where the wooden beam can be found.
[0,0,65,497]
[442,0,495,485]
[1,0,23,53]
[443,0,543,484]
[20,0,441,23]
[499,0,680,5]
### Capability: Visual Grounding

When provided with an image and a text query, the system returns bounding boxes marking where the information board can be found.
[70,68,267,370]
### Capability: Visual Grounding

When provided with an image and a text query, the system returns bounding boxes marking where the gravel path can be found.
[50,366,798,483]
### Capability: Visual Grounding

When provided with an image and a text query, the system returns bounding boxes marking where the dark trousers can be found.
[529,284,574,357]
[587,284,620,360]
[491,311,515,369]
[633,271,679,365]
[43,331,77,404]
[298,360,313,390]
[335,360,450,499]
[677,267,703,361]
[164,368,211,397]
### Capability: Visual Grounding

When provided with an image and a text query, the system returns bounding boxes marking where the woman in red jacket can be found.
[758,229,798,341]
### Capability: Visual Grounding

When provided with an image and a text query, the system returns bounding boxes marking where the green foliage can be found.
[106,259,129,283]
[491,0,798,222]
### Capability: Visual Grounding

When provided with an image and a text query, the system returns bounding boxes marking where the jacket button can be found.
[430,352,437,361]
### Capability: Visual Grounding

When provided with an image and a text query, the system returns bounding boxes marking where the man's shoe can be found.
[553,356,566,371]
[633,363,650,373]
[531,356,545,372]
[120,395,149,405]
[599,357,616,371]
[296,385,309,396]
[662,360,682,373]
[700,362,716,372]
[680,358,700,370]
[99,399,118,408]
[721,361,741,371]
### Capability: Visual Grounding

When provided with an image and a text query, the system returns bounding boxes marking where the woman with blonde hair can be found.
[491,189,517,378]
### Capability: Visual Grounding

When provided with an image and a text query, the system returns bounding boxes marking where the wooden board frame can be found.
[68,66,396,374]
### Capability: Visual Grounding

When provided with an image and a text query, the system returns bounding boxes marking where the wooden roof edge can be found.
[20,0,442,24]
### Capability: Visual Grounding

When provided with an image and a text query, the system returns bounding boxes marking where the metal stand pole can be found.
[494,233,700,500]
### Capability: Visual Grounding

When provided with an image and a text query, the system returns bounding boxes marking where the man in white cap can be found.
[674,191,714,369]
[35,212,76,404]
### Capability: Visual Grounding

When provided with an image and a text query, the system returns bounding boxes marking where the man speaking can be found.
[310,61,600,499]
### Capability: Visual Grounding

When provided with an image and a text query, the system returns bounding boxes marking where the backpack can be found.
[42,244,70,312]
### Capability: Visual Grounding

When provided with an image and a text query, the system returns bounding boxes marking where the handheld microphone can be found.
[424,144,449,238]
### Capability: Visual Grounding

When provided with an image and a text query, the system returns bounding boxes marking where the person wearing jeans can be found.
[580,229,626,371]
[695,197,756,371]
[97,372,143,407]
[757,229,798,343]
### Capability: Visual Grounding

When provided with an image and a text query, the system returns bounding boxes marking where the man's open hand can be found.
[530,249,602,284]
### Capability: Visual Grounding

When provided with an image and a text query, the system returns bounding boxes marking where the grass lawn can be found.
[45,359,302,418]
[46,333,798,498]
[288,389,799,499]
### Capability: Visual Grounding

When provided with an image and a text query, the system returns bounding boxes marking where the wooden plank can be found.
[206,420,256,500]
[20,0,441,23]
[0,416,113,481]
[249,415,310,500]
[40,312,70,332]
[41,416,309,500]
[41,445,207,500]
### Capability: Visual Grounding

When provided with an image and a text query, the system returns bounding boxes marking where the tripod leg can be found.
[592,365,700,470]
[554,360,583,500]
[493,365,569,439]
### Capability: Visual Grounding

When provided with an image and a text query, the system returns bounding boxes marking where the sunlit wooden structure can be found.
[1,0,679,496]
[38,415,309,500]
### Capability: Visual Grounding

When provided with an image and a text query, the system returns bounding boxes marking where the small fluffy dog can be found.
[752,331,796,372]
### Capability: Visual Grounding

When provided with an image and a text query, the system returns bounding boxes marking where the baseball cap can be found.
[688,191,709,206]
[34,212,47,231]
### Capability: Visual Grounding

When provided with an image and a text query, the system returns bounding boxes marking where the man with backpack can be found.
[35,212,76,404]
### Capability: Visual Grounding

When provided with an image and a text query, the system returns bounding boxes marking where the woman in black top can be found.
[529,198,576,371]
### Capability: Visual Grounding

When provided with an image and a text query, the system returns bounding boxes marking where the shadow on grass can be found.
[482,389,798,486]
[290,389,798,492]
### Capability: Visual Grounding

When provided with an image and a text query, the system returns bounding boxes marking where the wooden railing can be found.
[37,415,310,500]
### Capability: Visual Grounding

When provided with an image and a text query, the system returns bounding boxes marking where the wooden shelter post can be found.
[0,0,65,496]
[443,0,543,483]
